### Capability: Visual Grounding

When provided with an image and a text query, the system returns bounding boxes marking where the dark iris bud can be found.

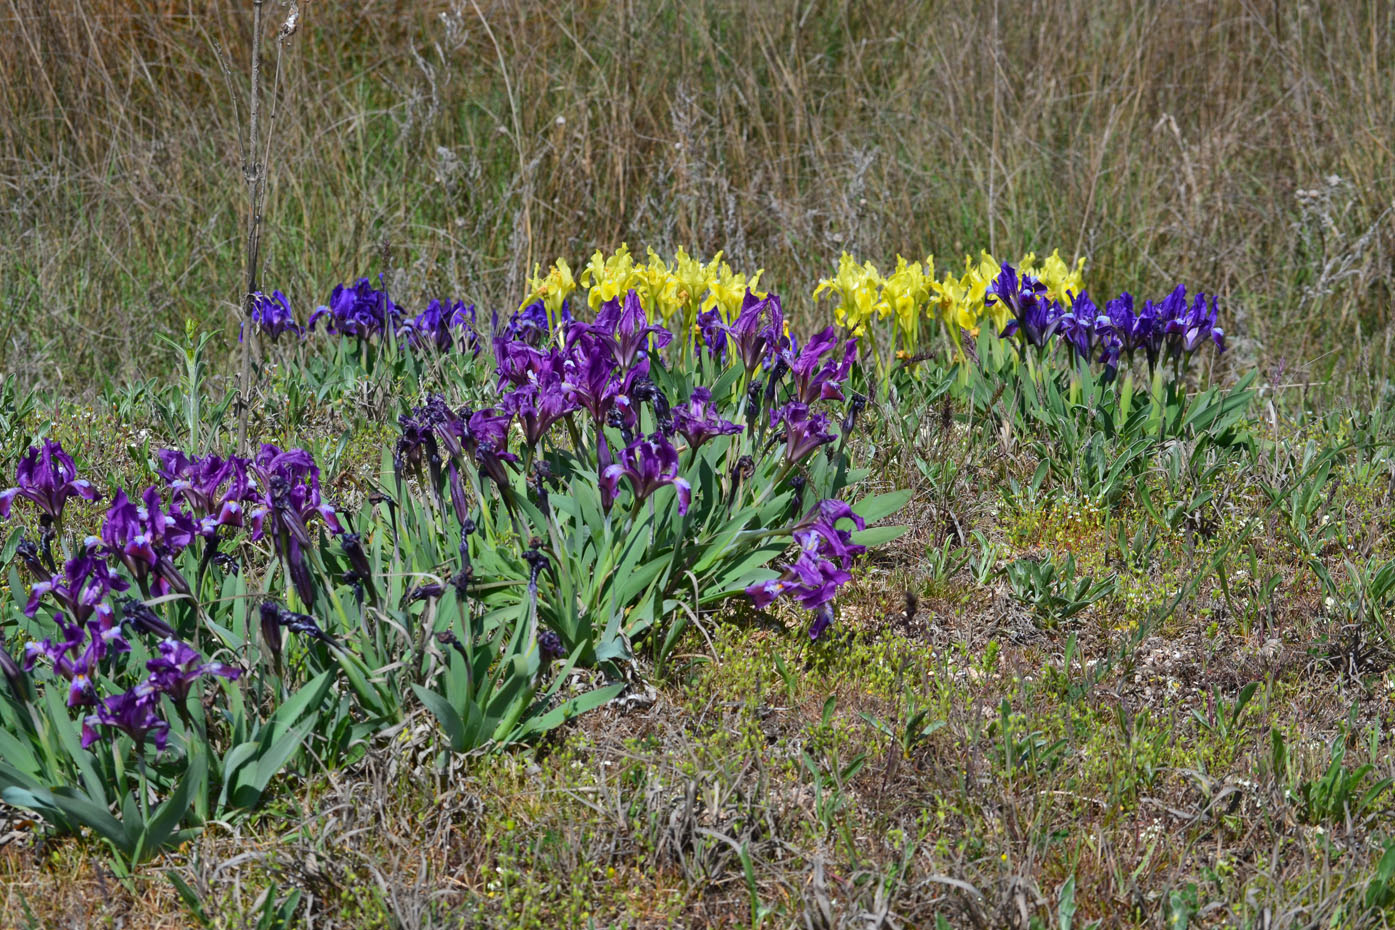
[1,641,28,702]
[788,473,806,512]
[841,393,867,436]
[726,454,756,511]
[530,461,552,517]
[38,525,57,573]
[259,600,284,662]
[653,391,675,436]
[745,381,763,420]
[452,565,473,598]
[14,538,46,578]
[733,455,755,483]
[435,630,471,662]
[538,629,564,662]
[764,359,789,405]
[120,597,177,639]
[405,582,446,604]
[630,378,656,402]
[340,533,372,581]
[523,545,550,603]
[276,604,336,645]
[460,516,476,536]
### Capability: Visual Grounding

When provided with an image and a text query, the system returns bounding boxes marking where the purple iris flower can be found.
[599,436,691,515]
[100,488,196,595]
[1052,291,1103,365]
[248,445,343,605]
[0,439,100,524]
[81,683,168,751]
[582,291,674,368]
[562,339,650,429]
[21,612,103,706]
[307,277,402,339]
[746,501,868,639]
[500,372,578,447]
[793,499,867,564]
[241,290,302,343]
[493,338,560,390]
[455,407,519,487]
[26,547,129,627]
[1161,288,1226,359]
[745,547,851,624]
[1096,291,1166,370]
[695,307,728,361]
[398,299,479,353]
[672,387,743,452]
[724,291,787,374]
[146,638,240,704]
[988,264,1060,349]
[500,301,552,346]
[784,326,858,404]
[156,450,252,537]
[771,402,837,464]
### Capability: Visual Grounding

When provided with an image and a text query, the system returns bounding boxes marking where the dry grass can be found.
[1,0,1392,396]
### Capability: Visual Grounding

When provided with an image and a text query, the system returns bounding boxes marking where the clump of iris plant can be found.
[307,276,403,339]
[242,290,302,342]
[0,439,100,527]
[397,299,480,354]
[986,262,1225,379]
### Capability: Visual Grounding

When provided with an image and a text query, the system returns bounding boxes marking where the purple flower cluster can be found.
[746,500,866,639]
[600,436,691,515]
[307,277,403,338]
[986,263,1226,376]
[79,638,239,751]
[243,290,302,343]
[397,299,480,355]
[0,440,100,524]
[393,285,865,640]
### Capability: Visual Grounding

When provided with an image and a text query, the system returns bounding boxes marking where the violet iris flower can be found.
[583,291,674,368]
[599,436,691,515]
[22,612,103,706]
[398,299,479,353]
[785,326,857,404]
[745,498,867,640]
[242,290,301,342]
[1161,288,1226,359]
[0,439,100,524]
[988,264,1060,349]
[81,683,168,750]
[1051,291,1105,366]
[156,450,252,537]
[672,387,742,452]
[695,307,728,361]
[771,402,837,464]
[500,301,552,346]
[307,277,402,338]
[100,487,196,595]
[724,291,788,374]
[26,546,129,628]
[248,445,343,605]
[145,638,240,704]
[500,372,578,447]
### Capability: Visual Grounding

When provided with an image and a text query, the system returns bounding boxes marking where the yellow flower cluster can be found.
[812,249,1086,346]
[522,244,765,328]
